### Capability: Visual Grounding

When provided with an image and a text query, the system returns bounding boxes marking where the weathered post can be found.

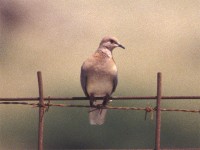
[37,71,45,150]
[155,72,162,150]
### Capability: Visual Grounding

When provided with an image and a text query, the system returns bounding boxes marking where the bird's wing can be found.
[80,64,89,97]
[112,73,118,93]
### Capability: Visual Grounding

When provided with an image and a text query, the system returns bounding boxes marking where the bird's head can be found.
[99,36,125,51]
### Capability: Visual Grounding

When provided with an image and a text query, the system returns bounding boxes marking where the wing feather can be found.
[112,74,118,93]
[80,64,89,97]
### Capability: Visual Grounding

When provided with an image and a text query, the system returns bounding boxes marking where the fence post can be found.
[155,72,162,150]
[37,71,45,150]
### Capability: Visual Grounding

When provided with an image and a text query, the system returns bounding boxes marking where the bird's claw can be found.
[96,104,104,109]
[88,104,105,113]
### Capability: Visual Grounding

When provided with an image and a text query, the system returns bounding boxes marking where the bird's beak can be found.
[118,44,125,49]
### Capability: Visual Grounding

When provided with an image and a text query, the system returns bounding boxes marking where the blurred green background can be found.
[0,0,200,149]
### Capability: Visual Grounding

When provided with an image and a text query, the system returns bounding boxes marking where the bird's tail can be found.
[89,100,107,125]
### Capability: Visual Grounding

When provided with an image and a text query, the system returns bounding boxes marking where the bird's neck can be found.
[97,48,112,58]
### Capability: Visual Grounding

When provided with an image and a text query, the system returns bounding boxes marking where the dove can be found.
[80,36,125,125]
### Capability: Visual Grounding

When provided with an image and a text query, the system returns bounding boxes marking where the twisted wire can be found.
[0,101,200,113]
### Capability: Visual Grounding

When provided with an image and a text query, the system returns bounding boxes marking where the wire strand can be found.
[0,101,199,113]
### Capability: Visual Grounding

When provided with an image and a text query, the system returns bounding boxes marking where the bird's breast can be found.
[86,64,117,97]
[87,74,114,97]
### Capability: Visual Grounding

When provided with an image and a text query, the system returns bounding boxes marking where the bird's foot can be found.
[88,104,103,113]
[96,104,106,114]
[96,104,104,109]
[89,94,95,107]
[102,94,110,106]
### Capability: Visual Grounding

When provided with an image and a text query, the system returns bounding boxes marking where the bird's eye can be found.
[110,40,114,44]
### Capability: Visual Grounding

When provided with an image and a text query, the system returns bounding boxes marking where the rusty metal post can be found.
[37,71,45,150]
[155,72,162,150]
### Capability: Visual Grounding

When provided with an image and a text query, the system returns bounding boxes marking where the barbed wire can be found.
[2,72,199,149]
[1,101,200,113]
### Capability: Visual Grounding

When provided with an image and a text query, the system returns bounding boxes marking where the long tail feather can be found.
[89,100,107,125]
